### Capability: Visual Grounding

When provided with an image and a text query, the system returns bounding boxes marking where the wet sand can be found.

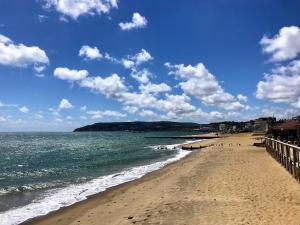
[26,133,300,225]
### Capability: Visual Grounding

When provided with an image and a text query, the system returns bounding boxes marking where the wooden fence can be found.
[265,137,300,182]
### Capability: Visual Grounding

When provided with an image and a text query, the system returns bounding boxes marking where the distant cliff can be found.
[74,121,200,132]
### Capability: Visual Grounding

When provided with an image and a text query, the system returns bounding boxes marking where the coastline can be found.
[1,136,204,225]
[21,133,300,224]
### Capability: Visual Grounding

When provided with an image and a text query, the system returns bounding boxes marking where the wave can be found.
[0,181,72,196]
[149,139,204,151]
[0,140,202,225]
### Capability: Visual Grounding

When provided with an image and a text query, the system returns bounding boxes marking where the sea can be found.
[0,131,204,225]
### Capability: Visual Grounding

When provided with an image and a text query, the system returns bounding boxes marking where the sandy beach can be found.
[26,133,300,225]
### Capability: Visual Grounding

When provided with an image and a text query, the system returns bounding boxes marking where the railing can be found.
[265,137,300,182]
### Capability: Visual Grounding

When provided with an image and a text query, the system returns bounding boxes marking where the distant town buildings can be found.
[253,117,276,134]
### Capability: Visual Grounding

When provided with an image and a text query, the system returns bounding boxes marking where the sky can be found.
[0,0,300,131]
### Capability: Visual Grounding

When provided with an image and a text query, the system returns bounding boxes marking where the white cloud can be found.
[134,49,153,65]
[291,98,300,109]
[34,65,46,73]
[122,59,135,69]
[79,73,127,98]
[139,83,171,94]
[237,94,248,102]
[79,45,102,60]
[104,53,119,63]
[122,49,153,69]
[119,92,157,109]
[119,12,147,31]
[54,55,252,122]
[260,26,300,62]
[256,59,300,106]
[54,67,89,81]
[80,105,87,111]
[0,34,49,69]
[75,69,225,122]
[123,106,138,114]
[66,115,72,120]
[87,110,126,119]
[131,68,151,84]
[165,62,247,110]
[156,94,196,115]
[139,109,157,118]
[19,106,29,113]
[59,99,73,109]
[260,106,299,119]
[44,0,118,20]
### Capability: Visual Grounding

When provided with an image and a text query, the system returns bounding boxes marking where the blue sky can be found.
[0,0,300,131]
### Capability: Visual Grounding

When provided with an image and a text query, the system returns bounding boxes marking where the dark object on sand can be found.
[182,146,204,150]
[253,142,265,147]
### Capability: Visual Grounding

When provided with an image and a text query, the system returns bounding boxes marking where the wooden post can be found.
[265,137,300,182]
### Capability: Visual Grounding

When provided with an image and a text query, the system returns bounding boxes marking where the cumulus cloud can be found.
[0,34,49,70]
[131,68,151,84]
[44,0,118,20]
[139,83,171,94]
[165,62,247,110]
[139,109,157,118]
[119,12,147,31]
[121,49,153,70]
[54,67,89,81]
[59,98,73,109]
[134,49,153,65]
[123,106,138,114]
[260,26,300,62]
[237,94,248,102]
[79,45,102,60]
[256,59,300,106]
[122,59,135,69]
[80,73,127,98]
[54,51,251,122]
[19,106,29,113]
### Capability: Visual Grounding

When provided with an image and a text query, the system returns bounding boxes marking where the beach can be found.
[26,133,300,225]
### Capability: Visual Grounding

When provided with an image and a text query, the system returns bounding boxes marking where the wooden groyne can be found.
[265,137,300,182]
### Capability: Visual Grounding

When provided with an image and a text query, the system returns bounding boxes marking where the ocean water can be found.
[0,131,204,225]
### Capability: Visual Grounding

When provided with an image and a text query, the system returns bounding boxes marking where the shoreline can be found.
[1,137,208,225]
[23,146,201,225]
[13,133,300,224]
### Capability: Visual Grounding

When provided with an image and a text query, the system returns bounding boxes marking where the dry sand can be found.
[27,133,300,225]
